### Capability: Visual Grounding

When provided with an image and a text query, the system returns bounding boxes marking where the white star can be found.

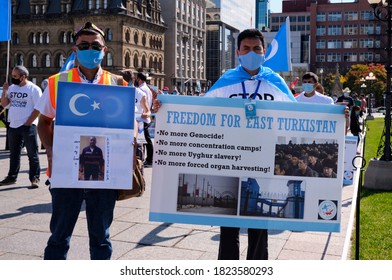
[91,101,100,110]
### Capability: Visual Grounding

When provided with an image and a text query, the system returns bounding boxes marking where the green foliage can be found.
[351,118,392,259]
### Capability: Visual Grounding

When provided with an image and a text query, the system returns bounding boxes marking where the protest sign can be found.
[343,136,358,185]
[51,82,135,189]
[150,95,346,232]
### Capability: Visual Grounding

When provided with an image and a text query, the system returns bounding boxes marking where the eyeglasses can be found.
[76,42,105,51]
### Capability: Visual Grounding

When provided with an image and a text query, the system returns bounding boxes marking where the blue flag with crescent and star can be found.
[56,81,135,129]
[263,17,292,72]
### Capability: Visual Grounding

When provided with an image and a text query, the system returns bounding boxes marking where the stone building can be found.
[0,0,167,89]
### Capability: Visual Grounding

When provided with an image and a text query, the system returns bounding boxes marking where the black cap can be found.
[73,22,105,41]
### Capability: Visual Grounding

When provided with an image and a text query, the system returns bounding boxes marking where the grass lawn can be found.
[351,117,392,259]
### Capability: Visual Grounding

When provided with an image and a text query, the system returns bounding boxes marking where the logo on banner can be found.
[318,200,337,220]
[344,170,353,181]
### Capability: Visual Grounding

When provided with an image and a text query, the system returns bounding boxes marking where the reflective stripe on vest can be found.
[48,68,116,109]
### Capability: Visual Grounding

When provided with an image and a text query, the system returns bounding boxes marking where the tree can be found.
[344,64,386,106]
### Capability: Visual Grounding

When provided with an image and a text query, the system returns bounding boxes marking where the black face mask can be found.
[134,80,139,87]
[11,77,22,86]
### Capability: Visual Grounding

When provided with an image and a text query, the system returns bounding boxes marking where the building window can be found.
[316,26,326,36]
[343,53,357,62]
[44,32,50,44]
[344,25,357,35]
[106,29,113,41]
[44,54,51,67]
[360,38,373,48]
[67,31,74,43]
[106,52,113,66]
[126,30,130,42]
[359,52,373,62]
[142,34,146,46]
[343,39,358,48]
[30,54,38,68]
[58,54,65,68]
[134,33,138,45]
[328,12,342,21]
[344,11,358,21]
[316,13,326,22]
[30,33,36,44]
[327,25,342,36]
[12,33,20,45]
[15,54,24,65]
[134,54,138,68]
[61,32,67,43]
[327,53,341,62]
[316,40,325,49]
[327,39,341,49]
[125,52,130,68]
[142,55,146,68]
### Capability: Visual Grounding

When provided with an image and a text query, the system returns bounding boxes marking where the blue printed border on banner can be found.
[158,95,345,115]
[150,212,340,232]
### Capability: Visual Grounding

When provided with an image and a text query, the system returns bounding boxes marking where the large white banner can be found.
[51,82,135,189]
[150,95,346,232]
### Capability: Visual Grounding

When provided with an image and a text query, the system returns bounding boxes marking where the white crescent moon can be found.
[69,93,90,116]
[265,39,279,61]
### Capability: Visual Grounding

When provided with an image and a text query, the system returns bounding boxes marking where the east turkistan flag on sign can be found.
[0,0,12,41]
[263,17,292,72]
[51,82,136,189]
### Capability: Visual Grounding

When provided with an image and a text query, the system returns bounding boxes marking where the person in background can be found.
[315,84,325,94]
[337,87,354,109]
[360,94,367,116]
[36,22,127,260]
[135,72,154,167]
[162,86,169,94]
[295,72,334,104]
[350,105,362,145]
[121,70,135,87]
[0,65,42,188]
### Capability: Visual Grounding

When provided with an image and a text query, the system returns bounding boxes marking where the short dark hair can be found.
[302,72,319,83]
[237,29,265,49]
[137,72,147,81]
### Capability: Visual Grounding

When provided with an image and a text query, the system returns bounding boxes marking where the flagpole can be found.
[6,40,10,81]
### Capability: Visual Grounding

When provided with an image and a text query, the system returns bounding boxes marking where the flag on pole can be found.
[60,52,76,72]
[263,17,292,72]
[0,0,12,41]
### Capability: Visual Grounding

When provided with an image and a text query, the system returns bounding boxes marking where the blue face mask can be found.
[162,90,168,94]
[76,49,104,69]
[355,111,360,117]
[302,83,314,94]
[238,51,265,71]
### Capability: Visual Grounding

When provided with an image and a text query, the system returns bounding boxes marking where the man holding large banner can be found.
[151,29,345,261]
[36,22,134,260]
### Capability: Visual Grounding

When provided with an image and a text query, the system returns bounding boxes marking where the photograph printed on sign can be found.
[274,136,339,178]
[177,173,239,215]
[240,177,305,219]
[78,135,106,181]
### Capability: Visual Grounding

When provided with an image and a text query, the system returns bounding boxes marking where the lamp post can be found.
[364,0,392,191]
[366,72,377,117]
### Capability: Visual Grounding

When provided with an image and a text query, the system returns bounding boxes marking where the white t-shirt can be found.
[206,79,294,102]
[295,91,334,104]
[138,82,152,123]
[7,81,42,128]
[134,87,146,119]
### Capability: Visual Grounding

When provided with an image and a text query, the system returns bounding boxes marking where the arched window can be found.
[154,57,158,71]
[142,34,146,46]
[44,32,50,44]
[60,32,67,43]
[141,55,146,68]
[133,54,138,68]
[15,54,24,65]
[106,52,113,66]
[31,33,36,44]
[30,54,38,68]
[149,56,153,69]
[67,31,73,43]
[106,29,113,41]
[158,58,162,72]
[125,53,131,68]
[44,54,51,67]
[58,54,65,68]
[12,33,20,45]
[126,30,130,42]
[134,33,138,45]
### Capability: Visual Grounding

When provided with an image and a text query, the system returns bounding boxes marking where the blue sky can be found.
[270,0,356,13]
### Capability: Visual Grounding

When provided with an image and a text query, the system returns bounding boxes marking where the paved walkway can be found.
[0,127,358,260]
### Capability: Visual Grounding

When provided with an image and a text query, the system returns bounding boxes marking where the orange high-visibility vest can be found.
[47,67,124,109]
